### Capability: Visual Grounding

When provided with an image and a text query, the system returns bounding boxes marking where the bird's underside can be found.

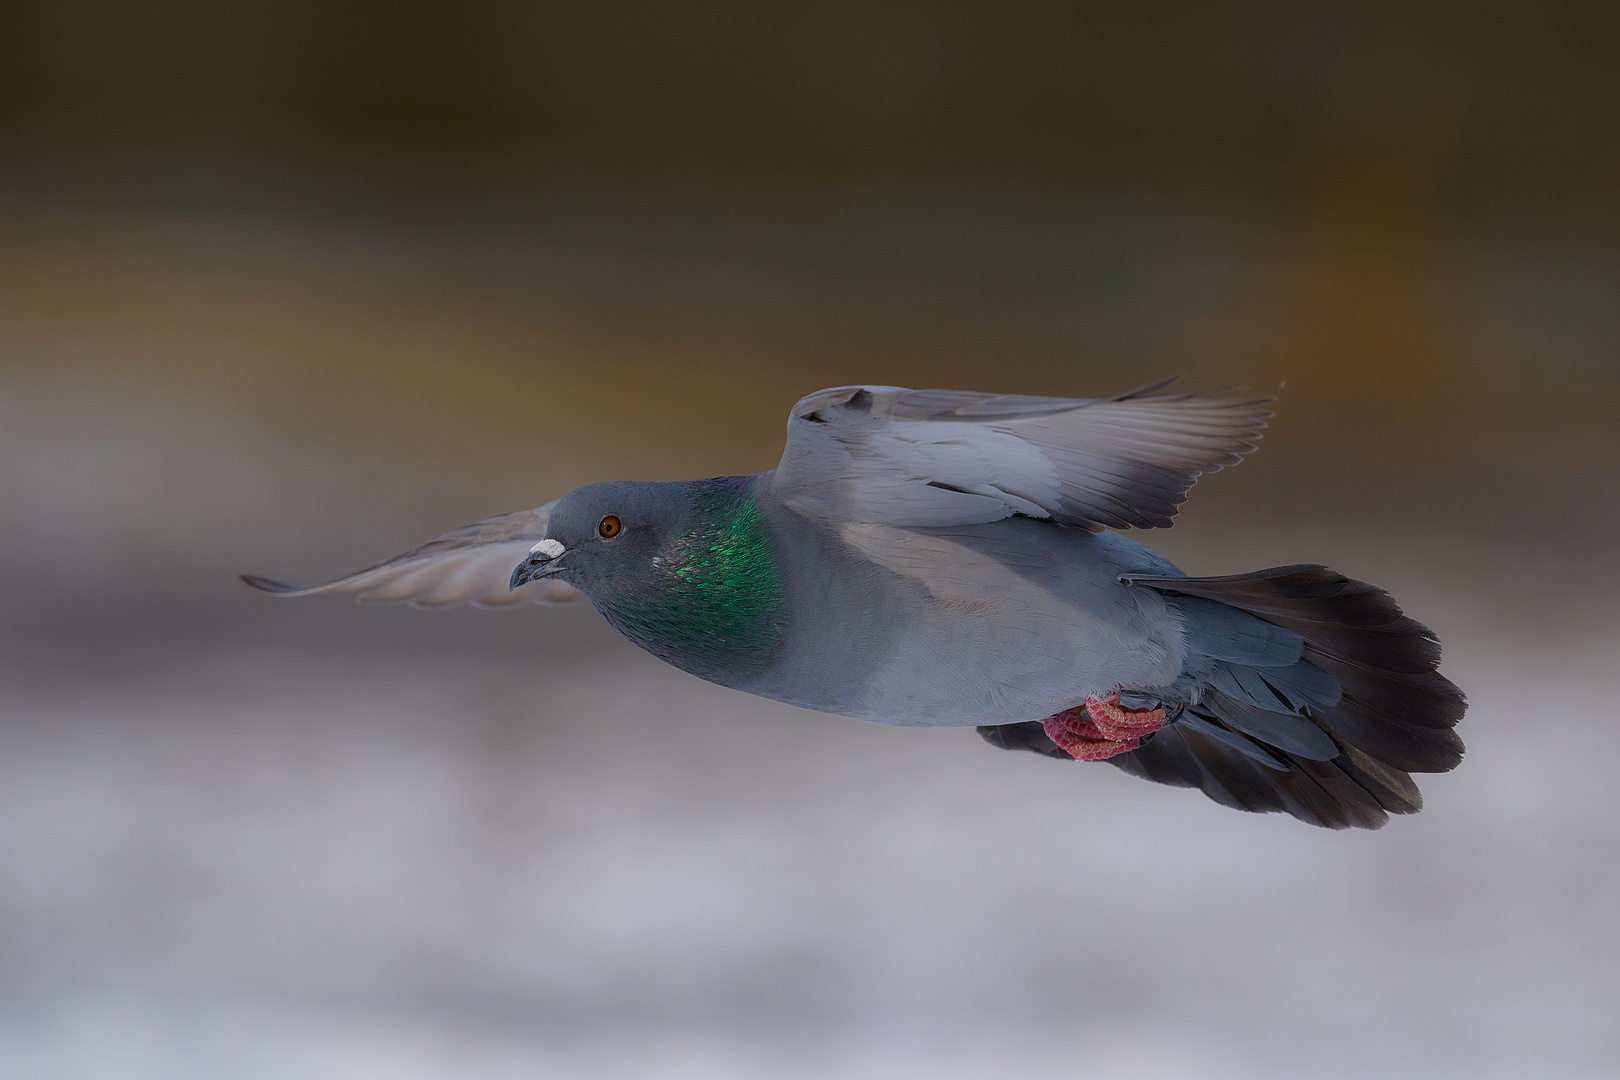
[243,378,1465,830]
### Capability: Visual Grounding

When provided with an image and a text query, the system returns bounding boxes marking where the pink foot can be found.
[1084,693,1170,740]
[1041,694,1170,761]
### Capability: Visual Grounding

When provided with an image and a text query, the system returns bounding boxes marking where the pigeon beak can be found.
[509,538,569,591]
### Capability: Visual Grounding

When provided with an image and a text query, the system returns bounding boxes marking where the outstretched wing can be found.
[241,502,585,608]
[770,378,1271,531]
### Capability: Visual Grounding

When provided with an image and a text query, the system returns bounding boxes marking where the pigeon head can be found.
[511,476,787,678]
[508,480,671,596]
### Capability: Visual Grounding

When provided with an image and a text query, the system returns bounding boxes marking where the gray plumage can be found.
[246,380,1466,829]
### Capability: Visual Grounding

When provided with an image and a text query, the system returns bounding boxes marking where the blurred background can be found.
[2,3,1617,1077]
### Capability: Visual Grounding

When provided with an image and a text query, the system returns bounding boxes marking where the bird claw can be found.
[1041,693,1171,761]
[1084,693,1170,739]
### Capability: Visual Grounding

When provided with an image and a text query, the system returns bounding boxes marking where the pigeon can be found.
[245,379,1465,829]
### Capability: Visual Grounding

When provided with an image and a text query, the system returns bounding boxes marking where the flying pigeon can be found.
[245,379,1465,829]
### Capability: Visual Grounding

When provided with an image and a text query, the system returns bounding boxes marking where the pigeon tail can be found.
[978,564,1465,830]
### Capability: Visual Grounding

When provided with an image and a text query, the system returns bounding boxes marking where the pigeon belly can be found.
[737,510,1191,728]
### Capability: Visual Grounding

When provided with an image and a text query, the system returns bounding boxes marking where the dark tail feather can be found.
[1109,724,1391,829]
[1124,564,1464,827]
[978,564,1465,830]
[979,715,1398,829]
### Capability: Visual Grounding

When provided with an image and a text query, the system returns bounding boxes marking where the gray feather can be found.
[1176,714,1290,771]
[771,380,1271,532]
[1200,689,1340,761]
[240,502,585,608]
[1208,659,1340,712]
[1172,596,1303,667]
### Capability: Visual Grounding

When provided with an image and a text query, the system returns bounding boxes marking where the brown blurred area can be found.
[3,1,1617,453]
[1,5,1618,1077]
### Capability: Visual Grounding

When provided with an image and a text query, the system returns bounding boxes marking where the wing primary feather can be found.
[240,574,301,594]
[239,501,585,608]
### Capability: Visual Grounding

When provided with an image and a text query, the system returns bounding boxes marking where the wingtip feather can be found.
[240,573,300,594]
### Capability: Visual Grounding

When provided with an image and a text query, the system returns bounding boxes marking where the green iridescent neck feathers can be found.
[599,483,786,678]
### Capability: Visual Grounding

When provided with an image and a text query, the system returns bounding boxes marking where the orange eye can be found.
[598,514,622,539]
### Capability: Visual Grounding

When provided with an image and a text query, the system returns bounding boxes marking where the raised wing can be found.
[241,502,584,608]
[770,379,1271,531]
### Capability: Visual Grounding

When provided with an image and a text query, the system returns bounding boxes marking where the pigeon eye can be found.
[598,515,622,539]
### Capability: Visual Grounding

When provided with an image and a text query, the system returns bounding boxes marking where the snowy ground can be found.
[1,366,1616,1080]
